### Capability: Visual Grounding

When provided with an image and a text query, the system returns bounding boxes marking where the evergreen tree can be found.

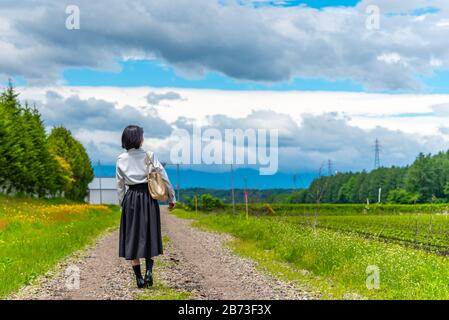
[28,106,61,196]
[0,83,92,199]
[0,81,26,193]
[405,153,437,202]
[47,127,94,201]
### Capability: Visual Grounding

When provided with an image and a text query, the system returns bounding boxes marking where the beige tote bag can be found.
[147,152,169,201]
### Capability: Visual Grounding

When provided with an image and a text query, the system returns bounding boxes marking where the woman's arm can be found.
[116,159,126,206]
[149,152,176,203]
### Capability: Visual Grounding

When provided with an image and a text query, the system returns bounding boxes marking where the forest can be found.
[0,83,93,201]
[279,151,449,204]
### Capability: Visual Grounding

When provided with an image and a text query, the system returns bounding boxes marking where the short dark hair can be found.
[121,125,144,150]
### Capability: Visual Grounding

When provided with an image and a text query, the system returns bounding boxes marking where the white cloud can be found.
[436,19,449,27]
[16,86,449,171]
[34,91,173,137]
[430,57,442,67]
[377,52,405,65]
[0,0,449,90]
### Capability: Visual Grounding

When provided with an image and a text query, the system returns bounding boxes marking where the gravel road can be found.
[10,207,314,300]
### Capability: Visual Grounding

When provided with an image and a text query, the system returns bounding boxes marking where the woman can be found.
[116,125,176,288]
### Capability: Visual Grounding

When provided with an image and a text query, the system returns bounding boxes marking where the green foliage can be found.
[185,194,225,211]
[0,83,92,199]
[180,188,294,204]
[276,150,449,204]
[200,194,224,211]
[387,188,420,204]
[47,127,93,201]
[288,189,308,204]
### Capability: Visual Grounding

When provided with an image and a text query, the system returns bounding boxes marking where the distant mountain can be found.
[93,165,116,177]
[93,164,316,190]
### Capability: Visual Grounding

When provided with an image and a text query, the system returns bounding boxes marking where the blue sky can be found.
[63,59,449,93]
[250,0,360,8]
[63,59,365,92]
[3,0,449,188]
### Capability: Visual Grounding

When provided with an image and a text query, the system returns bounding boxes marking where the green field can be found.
[174,205,449,299]
[234,203,449,216]
[280,213,449,253]
[234,203,449,252]
[0,195,121,298]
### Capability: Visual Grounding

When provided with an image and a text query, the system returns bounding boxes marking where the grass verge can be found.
[172,208,449,300]
[0,194,121,298]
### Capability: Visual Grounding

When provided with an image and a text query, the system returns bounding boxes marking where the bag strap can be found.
[146,151,154,175]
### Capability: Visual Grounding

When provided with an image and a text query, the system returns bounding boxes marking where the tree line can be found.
[277,151,449,204]
[179,188,294,204]
[0,82,93,201]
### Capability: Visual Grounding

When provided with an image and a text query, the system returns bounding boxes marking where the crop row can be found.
[275,214,449,252]
[231,203,449,216]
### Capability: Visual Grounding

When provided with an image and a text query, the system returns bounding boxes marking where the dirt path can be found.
[10,229,138,300]
[10,207,313,300]
[160,210,313,300]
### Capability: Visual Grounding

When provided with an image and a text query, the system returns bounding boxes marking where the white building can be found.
[88,177,118,205]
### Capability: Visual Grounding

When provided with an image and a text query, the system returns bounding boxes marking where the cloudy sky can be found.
[2,0,449,180]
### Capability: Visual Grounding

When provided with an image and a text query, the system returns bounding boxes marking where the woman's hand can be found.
[168,202,176,210]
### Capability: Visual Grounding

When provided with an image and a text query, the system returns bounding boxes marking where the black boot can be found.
[144,258,154,288]
[132,264,145,289]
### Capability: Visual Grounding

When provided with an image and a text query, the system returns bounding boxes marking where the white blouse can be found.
[116,148,176,205]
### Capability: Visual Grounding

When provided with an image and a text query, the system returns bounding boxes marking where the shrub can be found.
[200,194,224,211]
[185,194,225,211]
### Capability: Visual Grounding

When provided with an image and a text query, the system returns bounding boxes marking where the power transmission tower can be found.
[328,160,333,176]
[98,160,102,204]
[374,139,381,169]
[231,164,236,214]
[293,174,297,190]
[244,177,249,218]
[176,163,180,202]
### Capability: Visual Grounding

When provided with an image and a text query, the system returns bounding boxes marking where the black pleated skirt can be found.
[119,183,163,260]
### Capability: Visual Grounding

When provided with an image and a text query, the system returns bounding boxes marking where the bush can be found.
[185,194,225,211]
[200,194,224,211]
